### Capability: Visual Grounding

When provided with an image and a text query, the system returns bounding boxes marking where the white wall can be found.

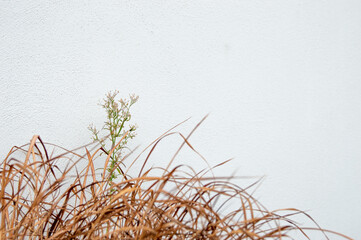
[1,1,360,238]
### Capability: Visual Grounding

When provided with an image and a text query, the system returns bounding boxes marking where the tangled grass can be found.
[0,120,353,239]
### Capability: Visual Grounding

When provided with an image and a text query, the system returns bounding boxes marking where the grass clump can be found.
[0,93,353,239]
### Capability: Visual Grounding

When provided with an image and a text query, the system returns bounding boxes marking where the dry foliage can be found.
[0,120,353,239]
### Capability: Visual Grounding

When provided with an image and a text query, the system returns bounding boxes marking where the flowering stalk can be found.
[89,91,138,182]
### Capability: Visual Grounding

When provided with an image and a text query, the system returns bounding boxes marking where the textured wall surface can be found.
[1,1,361,238]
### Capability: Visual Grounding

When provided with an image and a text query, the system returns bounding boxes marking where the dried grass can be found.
[0,120,353,239]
